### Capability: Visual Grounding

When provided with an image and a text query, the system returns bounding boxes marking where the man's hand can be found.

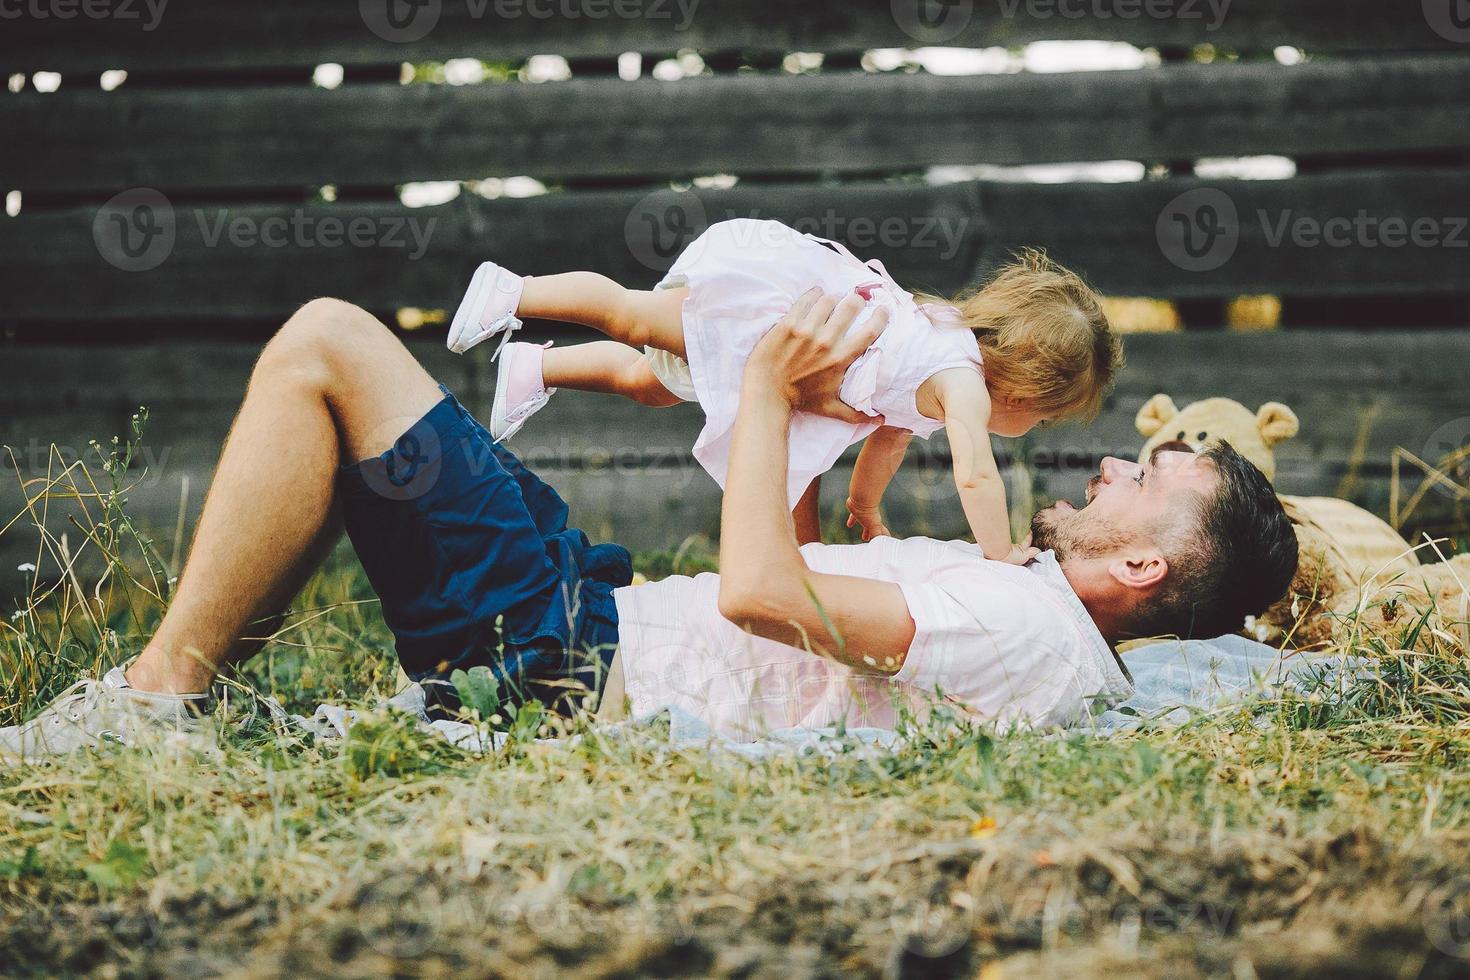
[745,288,889,423]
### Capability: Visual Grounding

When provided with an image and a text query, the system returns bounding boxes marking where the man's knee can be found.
[259,297,387,384]
[280,297,385,349]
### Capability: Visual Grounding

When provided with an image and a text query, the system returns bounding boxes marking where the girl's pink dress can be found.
[663,218,983,506]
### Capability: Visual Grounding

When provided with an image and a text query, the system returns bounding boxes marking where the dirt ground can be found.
[4,827,1467,979]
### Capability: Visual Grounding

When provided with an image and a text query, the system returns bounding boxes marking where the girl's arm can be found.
[930,369,1032,563]
[846,426,913,540]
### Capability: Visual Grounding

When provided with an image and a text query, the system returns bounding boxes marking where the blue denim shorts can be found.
[338,386,630,718]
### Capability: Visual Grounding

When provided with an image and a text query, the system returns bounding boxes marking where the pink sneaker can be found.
[490,342,557,441]
[447,261,528,356]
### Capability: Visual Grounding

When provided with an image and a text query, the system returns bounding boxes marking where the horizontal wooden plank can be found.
[0,0,1460,75]
[3,331,1466,481]
[2,171,1467,320]
[0,462,978,587]
[7,56,1468,193]
[0,180,985,317]
[0,448,1446,593]
[0,455,1450,598]
[5,330,1465,589]
[976,168,1470,301]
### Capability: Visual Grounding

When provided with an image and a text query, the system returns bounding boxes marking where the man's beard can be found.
[1029,508,1064,553]
[1031,479,1127,560]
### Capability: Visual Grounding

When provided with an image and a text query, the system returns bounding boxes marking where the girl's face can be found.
[991,399,1049,437]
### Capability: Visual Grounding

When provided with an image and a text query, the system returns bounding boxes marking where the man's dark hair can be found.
[1123,441,1298,640]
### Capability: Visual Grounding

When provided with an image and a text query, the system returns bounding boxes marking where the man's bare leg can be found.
[125,298,445,695]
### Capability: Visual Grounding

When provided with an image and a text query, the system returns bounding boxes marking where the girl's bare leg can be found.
[518,273,688,359]
[542,342,682,408]
[546,342,819,537]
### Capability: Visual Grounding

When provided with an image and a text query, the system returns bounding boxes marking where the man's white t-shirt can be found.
[613,537,1134,741]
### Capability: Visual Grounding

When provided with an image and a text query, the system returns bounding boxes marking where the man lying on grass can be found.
[2,289,1296,760]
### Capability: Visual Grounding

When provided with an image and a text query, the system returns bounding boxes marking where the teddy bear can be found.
[1133,394,1468,653]
[1135,394,1299,482]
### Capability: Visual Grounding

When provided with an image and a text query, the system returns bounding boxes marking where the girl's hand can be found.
[845,497,891,541]
[997,537,1041,566]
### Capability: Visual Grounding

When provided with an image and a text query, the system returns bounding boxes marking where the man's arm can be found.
[716,291,916,674]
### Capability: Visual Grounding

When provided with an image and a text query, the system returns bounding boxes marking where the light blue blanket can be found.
[297,635,1333,758]
[1087,633,1333,731]
[651,636,1337,757]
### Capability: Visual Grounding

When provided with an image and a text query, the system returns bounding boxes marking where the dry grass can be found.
[2,438,1470,978]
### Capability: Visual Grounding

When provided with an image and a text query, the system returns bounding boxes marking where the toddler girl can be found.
[446,218,1119,563]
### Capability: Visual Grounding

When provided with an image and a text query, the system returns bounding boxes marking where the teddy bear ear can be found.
[1135,394,1178,437]
[1257,402,1300,446]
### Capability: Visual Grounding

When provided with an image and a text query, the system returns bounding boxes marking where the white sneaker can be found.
[447,261,528,356]
[490,341,557,441]
[0,666,213,765]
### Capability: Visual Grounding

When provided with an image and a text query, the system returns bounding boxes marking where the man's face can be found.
[1031,449,1217,560]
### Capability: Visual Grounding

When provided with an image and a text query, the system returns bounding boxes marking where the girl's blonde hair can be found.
[927,249,1121,421]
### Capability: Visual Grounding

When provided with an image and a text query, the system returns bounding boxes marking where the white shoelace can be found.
[488,315,524,362]
[40,680,104,726]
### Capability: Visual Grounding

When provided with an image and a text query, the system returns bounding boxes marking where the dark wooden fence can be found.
[2,1,1469,581]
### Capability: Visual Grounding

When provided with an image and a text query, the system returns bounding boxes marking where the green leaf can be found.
[509,697,547,742]
[0,846,40,879]
[450,666,502,720]
[801,580,845,655]
[83,839,149,891]
[1134,741,1162,778]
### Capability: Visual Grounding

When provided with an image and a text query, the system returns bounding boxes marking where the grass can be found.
[2,441,1470,977]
